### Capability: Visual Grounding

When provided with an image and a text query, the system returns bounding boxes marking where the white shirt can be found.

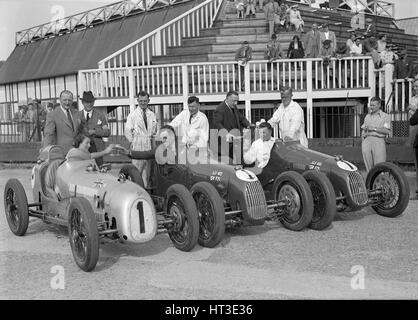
[170,110,209,148]
[244,137,275,168]
[350,43,363,55]
[83,110,92,120]
[125,107,157,151]
[268,100,309,148]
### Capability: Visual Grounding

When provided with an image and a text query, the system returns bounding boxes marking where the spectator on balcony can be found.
[319,39,336,58]
[125,91,157,188]
[287,35,305,59]
[268,86,308,148]
[169,95,209,150]
[408,79,418,195]
[265,33,284,61]
[245,0,256,18]
[235,41,253,90]
[320,23,337,54]
[394,49,413,80]
[276,2,290,32]
[235,0,245,19]
[264,0,279,37]
[361,97,391,172]
[346,32,357,50]
[304,23,321,58]
[319,39,336,88]
[349,36,363,56]
[258,0,265,11]
[363,33,382,69]
[287,5,304,32]
[377,34,387,53]
[78,91,110,167]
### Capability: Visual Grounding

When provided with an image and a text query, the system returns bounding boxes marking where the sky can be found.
[0,0,417,61]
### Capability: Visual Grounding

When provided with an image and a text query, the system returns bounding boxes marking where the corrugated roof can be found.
[396,17,418,36]
[0,0,203,84]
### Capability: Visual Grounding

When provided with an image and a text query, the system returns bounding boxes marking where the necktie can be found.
[143,109,148,130]
[189,115,193,124]
[86,112,90,122]
[66,109,74,131]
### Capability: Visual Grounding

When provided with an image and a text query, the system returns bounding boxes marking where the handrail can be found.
[15,0,191,45]
[98,0,224,68]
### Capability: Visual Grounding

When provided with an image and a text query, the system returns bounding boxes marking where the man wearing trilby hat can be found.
[79,91,110,166]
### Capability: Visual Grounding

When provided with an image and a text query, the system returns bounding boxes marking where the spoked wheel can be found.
[4,179,29,236]
[303,171,336,230]
[67,198,99,272]
[273,171,313,231]
[166,184,199,252]
[119,164,144,188]
[191,182,225,248]
[366,162,410,217]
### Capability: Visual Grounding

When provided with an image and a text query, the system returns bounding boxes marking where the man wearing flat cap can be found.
[79,91,110,166]
[320,23,336,53]
[304,22,321,58]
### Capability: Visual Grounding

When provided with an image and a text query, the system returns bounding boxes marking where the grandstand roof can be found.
[396,17,418,36]
[0,0,203,85]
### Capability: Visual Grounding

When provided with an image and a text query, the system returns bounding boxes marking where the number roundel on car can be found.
[235,169,257,182]
[337,160,358,172]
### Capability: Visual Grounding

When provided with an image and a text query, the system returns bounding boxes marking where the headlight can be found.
[130,199,154,241]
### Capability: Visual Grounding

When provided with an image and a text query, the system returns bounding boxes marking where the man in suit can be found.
[79,91,110,166]
[304,23,321,58]
[213,90,251,164]
[320,23,337,54]
[43,90,81,155]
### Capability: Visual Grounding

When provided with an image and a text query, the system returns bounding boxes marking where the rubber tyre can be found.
[273,171,314,231]
[365,162,410,217]
[67,197,99,272]
[119,164,144,188]
[165,184,199,252]
[4,179,29,236]
[303,171,336,230]
[191,182,225,248]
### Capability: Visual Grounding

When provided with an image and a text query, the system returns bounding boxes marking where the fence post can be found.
[306,59,313,139]
[368,57,376,98]
[128,68,136,113]
[154,31,162,56]
[244,62,251,123]
[182,64,189,110]
[384,63,393,113]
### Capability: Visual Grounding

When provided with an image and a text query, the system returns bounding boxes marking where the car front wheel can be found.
[4,179,29,236]
[366,162,410,217]
[303,170,336,230]
[67,198,99,272]
[191,182,225,248]
[165,184,199,252]
[273,171,313,231]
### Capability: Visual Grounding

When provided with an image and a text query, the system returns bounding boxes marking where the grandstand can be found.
[0,0,417,162]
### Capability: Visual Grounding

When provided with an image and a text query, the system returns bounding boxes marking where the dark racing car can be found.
[251,140,410,230]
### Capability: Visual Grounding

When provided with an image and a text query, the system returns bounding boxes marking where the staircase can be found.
[152,0,418,66]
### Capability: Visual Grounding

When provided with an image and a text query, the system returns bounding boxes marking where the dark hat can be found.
[323,39,332,44]
[322,23,329,28]
[81,91,96,102]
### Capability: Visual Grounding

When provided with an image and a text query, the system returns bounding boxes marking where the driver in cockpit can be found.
[243,121,275,168]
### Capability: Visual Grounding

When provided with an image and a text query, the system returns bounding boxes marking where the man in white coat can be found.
[125,91,157,187]
[268,86,308,148]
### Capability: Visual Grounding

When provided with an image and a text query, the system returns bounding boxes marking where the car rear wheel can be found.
[303,171,336,230]
[166,184,199,252]
[273,171,313,231]
[4,179,29,236]
[191,182,225,248]
[119,164,144,188]
[366,162,410,217]
[67,198,99,272]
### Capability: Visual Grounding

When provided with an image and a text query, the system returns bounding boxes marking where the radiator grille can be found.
[348,171,368,206]
[245,181,267,221]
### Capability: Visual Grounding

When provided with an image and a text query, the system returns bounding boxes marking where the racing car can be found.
[117,128,314,249]
[3,145,199,272]
[253,140,410,230]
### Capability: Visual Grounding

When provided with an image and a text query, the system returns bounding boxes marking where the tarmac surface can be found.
[0,165,417,300]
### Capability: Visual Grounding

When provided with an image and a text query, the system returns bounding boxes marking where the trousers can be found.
[362,136,386,172]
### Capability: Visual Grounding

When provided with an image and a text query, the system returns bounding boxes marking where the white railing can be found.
[81,57,374,98]
[99,0,224,68]
[15,0,191,45]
